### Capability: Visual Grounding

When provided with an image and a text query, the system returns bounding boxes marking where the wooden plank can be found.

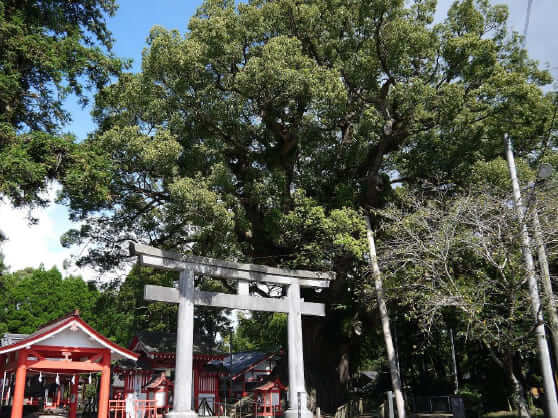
[144,285,326,317]
[139,254,331,288]
[132,243,334,284]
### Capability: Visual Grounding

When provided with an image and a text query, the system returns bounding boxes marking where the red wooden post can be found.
[0,354,5,405]
[69,374,79,418]
[56,386,61,408]
[97,351,111,418]
[193,367,198,410]
[10,350,27,418]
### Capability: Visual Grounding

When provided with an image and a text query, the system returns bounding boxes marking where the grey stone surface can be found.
[132,243,334,281]
[135,243,334,418]
[165,410,199,418]
[144,285,326,316]
[172,269,195,414]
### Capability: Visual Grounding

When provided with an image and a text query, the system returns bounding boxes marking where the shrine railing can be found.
[109,399,159,418]
[254,404,282,417]
[109,399,125,418]
[333,398,364,418]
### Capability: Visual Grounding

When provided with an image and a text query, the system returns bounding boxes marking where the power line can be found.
[523,0,534,44]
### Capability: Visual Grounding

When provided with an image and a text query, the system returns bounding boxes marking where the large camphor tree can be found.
[59,0,556,409]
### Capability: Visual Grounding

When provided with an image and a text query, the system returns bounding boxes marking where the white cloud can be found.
[0,183,128,283]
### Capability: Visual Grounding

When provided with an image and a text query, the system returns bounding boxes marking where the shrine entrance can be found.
[130,243,335,418]
[0,311,139,418]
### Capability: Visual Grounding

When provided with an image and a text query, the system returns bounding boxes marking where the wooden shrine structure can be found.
[0,311,139,418]
[254,380,287,417]
[130,243,334,418]
[113,334,284,415]
[112,332,228,412]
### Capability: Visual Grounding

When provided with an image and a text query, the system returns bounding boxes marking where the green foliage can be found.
[0,0,126,207]
[481,411,543,418]
[469,157,535,193]
[0,230,6,274]
[0,264,229,349]
[53,0,558,409]
[92,265,231,347]
[0,0,125,132]
[0,266,100,335]
[232,312,287,352]
[0,126,76,206]
[59,0,555,270]
[91,265,179,345]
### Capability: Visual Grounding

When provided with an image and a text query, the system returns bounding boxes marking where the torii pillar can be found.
[172,267,196,418]
[131,243,334,418]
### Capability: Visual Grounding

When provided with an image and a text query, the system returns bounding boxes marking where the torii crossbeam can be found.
[130,243,334,418]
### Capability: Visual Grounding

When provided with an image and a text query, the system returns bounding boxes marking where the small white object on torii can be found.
[130,243,334,418]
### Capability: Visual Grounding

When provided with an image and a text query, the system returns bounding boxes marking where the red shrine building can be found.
[112,332,286,415]
[0,311,138,418]
[1,314,287,418]
[112,332,228,412]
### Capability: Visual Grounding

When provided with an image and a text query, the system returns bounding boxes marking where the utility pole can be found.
[528,176,558,367]
[505,135,558,417]
[519,0,558,380]
[365,216,406,418]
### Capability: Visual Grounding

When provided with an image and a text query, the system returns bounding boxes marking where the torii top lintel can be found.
[130,243,334,288]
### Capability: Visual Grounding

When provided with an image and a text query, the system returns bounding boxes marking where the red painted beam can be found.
[26,359,103,372]
[32,345,107,354]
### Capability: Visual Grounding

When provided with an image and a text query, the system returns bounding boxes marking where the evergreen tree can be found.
[58,0,556,409]
[0,266,100,335]
[0,0,126,207]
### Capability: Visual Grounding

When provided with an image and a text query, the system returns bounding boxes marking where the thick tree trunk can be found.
[365,216,406,418]
[302,316,352,412]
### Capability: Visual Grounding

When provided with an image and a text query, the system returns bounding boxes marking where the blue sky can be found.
[2,0,557,281]
[64,0,558,143]
[63,0,204,142]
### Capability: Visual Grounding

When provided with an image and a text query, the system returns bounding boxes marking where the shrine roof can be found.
[0,310,139,362]
[144,372,173,389]
[209,351,281,378]
[254,379,286,392]
[0,334,28,347]
[129,331,224,358]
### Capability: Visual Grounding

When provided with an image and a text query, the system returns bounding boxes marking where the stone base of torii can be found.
[130,243,334,418]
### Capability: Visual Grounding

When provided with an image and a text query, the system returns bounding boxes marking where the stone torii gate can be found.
[130,243,334,418]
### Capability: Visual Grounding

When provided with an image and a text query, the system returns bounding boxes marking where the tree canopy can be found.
[59,0,554,270]
[0,0,126,207]
[0,266,100,335]
[0,0,555,414]
[54,0,558,410]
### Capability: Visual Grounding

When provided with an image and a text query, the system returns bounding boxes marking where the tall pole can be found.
[365,216,406,418]
[449,329,459,395]
[285,282,312,418]
[505,135,558,417]
[531,200,558,365]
